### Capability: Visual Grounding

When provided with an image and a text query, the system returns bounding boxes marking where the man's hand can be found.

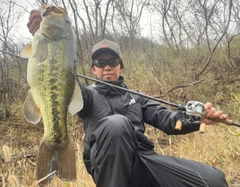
[201,102,228,125]
[27,10,42,36]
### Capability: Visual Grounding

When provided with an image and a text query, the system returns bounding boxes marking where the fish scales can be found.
[30,39,75,145]
[22,4,83,186]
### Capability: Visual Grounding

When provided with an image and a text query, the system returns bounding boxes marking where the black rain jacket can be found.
[77,76,200,174]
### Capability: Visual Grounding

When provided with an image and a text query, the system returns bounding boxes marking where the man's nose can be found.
[103,64,112,70]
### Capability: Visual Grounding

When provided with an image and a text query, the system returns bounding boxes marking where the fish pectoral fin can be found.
[20,44,32,58]
[35,39,48,62]
[36,137,76,186]
[68,82,83,115]
[22,90,41,124]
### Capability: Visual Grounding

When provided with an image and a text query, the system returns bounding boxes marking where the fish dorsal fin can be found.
[22,90,42,124]
[68,82,83,115]
[35,39,48,62]
[20,44,32,58]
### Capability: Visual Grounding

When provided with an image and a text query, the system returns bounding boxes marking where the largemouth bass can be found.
[21,4,83,186]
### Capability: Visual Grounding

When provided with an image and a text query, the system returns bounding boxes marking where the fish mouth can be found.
[42,5,67,17]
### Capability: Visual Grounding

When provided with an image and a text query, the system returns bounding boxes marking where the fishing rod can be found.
[77,74,182,109]
[77,74,240,130]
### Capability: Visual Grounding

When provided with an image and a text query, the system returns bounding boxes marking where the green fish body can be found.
[22,5,83,186]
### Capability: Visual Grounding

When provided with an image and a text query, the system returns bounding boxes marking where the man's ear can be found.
[92,66,97,75]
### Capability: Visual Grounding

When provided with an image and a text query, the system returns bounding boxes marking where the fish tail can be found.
[36,137,76,186]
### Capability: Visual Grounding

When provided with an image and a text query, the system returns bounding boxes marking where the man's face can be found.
[92,53,123,81]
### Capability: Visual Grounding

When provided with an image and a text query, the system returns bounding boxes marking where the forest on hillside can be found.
[1,0,240,118]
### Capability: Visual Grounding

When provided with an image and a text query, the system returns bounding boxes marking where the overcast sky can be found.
[11,0,158,46]
[7,0,38,44]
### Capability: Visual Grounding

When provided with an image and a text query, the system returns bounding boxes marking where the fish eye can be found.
[65,17,71,23]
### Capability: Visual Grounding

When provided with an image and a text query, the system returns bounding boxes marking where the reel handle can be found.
[199,123,206,133]
[175,120,206,133]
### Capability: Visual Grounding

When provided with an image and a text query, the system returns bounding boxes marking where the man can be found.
[27,10,228,187]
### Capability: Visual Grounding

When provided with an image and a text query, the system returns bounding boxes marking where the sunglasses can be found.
[93,58,122,68]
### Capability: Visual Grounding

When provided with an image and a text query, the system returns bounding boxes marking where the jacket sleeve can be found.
[142,98,200,135]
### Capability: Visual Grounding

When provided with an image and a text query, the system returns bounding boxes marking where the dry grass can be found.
[1,79,240,186]
[0,115,96,187]
[1,115,240,186]
[147,124,240,185]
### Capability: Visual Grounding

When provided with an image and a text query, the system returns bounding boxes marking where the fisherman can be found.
[27,10,229,187]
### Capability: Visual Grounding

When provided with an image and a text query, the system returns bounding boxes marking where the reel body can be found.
[176,101,206,133]
[186,101,205,120]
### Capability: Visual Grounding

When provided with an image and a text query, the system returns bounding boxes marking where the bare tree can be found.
[81,0,113,42]
[113,0,150,44]
[197,0,233,77]
[224,0,240,70]
[0,0,24,119]
[151,0,233,79]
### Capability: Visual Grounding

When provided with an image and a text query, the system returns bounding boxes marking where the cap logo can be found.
[101,43,110,48]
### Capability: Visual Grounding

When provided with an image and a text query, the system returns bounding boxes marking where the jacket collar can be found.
[93,76,128,96]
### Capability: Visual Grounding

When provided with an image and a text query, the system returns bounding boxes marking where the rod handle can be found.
[213,118,233,125]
